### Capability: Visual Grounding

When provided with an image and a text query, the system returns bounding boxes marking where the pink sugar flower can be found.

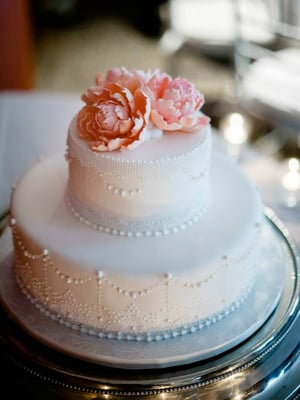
[77,81,151,152]
[97,67,153,88]
[77,67,210,152]
[147,72,210,132]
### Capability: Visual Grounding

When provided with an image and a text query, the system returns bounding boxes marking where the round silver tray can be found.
[0,207,299,398]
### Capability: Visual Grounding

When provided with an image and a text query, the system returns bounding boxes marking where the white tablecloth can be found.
[0,90,82,216]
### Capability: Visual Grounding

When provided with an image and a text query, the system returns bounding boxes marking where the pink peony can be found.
[77,81,151,152]
[147,72,209,132]
[77,67,210,152]
[81,68,148,107]
[97,67,153,88]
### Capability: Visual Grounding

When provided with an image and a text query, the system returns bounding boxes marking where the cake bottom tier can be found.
[10,150,263,341]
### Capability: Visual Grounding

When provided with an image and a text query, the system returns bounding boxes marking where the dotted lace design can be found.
[66,189,209,237]
[10,217,261,342]
[66,124,212,236]
[17,276,255,342]
[67,125,211,180]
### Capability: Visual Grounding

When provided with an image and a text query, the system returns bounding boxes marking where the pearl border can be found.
[66,195,208,238]
[16,275,255,342]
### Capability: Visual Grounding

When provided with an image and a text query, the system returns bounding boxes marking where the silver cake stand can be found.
[0,207,299,399]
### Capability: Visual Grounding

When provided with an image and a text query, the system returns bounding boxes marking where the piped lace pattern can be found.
[66,126,212,236]
[65,188,210,237]
[10,217,261,341]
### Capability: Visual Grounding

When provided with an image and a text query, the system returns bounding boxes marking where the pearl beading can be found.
[105,182,142,197]
[10,216,260,341]
[16,274,255,342]
[66,191,209,237]
[67,125,211,180]
[66,122,212,237]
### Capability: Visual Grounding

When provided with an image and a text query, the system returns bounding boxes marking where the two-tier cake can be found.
[9,67,263,342]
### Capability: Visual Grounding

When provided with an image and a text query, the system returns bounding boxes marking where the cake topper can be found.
[77,67,210,152]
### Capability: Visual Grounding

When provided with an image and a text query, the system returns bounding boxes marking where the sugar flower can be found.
[77,67,209,151]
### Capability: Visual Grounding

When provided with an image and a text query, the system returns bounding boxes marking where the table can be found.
[0,91,299,399]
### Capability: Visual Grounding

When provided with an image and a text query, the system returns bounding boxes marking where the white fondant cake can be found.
[9,68,263,342]
[66,118,211,236]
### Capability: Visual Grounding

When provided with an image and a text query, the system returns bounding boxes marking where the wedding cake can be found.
[9,67,263,342]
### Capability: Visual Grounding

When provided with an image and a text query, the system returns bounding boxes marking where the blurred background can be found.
[1,0,300,191]
[1,3,300,394]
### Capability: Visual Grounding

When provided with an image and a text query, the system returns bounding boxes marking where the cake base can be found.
[0,210,286,369]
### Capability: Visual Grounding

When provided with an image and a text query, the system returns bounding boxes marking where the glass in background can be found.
[233,0,300,155]
[233,0,300,208]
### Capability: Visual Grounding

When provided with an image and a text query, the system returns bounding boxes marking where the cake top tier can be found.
[76,67,210,152]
